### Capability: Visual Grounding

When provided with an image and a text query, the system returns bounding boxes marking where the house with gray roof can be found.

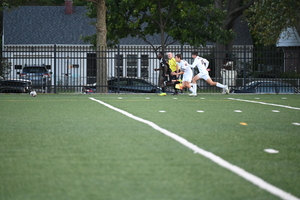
[2,0,253,85]
[277,27,300,73]
[3,5,95,45]
[3,4,252,46]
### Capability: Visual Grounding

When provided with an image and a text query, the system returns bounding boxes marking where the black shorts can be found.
[170,75,177,80]
[161,75,168,82]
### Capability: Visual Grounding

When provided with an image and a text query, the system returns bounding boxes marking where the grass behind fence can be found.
[0,93,299,200]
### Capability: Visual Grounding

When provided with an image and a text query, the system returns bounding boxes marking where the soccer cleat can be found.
[158,92,167,96]
[189,93,197,97]
[225,86,229,94]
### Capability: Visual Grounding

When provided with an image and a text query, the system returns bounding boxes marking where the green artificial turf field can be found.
[0,93,299,200]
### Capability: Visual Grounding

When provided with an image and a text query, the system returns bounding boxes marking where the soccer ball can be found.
[30,91,37,97]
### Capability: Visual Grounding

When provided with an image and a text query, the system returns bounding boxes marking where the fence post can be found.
[54,44,57,93]
[243,45,246,89]
[181,45,183,56]
[117,44,120,94]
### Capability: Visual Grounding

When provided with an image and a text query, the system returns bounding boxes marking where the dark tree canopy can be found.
[246,0,300,45]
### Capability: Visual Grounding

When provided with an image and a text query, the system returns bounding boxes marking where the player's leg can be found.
[191,74,200,95]
[170,74,179,95]
[192,75,200,84]
[158,75,167,96]
[186,81,192,90]
[183,74,193,94]
[182,81,192,92]
[206,78,229,94]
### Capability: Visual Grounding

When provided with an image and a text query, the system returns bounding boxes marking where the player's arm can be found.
[163,62,170,76]
[174,64,180,78]
[154,65,162,71]
[173,71,184,75]
[202,58,209,68]
[186,59,198,68]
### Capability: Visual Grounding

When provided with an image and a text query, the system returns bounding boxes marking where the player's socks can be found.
[216,82,226,89]
[193,83,197,94]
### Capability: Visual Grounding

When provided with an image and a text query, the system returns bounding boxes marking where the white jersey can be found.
[188,56,209,75]
[177,60,193,82]
[177,60,191,73]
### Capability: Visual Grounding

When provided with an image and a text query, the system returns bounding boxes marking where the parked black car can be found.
[82,78,161,93]
[231,81,299,94]
[0,78,32,93]
[19,65,51,91]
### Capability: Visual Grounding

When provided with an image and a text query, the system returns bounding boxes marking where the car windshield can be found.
[132,80,150,86]
[23,67,47,73]
[243,82,258,90]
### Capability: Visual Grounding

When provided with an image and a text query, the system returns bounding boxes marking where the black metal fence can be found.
[1,44,299,94]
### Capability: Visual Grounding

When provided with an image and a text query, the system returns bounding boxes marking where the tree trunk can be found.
[96,0,108,93]
[214,25,234,79]
[160,28,165,54]
[0,10,3,77]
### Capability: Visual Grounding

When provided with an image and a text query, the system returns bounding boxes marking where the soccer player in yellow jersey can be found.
[167,52,178,72]
[167,52,180,95]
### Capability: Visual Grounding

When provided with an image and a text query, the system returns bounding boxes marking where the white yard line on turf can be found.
[89,97,299,200]
[228,98,300,110]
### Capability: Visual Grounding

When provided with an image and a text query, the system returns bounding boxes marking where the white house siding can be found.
[277,27,300,47]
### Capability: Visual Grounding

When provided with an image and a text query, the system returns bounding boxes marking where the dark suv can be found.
[19,65,51,92]
[0,78,32,93]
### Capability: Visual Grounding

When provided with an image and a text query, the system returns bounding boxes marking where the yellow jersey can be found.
[168,57,177,72]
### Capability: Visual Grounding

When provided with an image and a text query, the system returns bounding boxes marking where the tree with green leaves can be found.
[246,0,300,45]
[169,1,235,49]
[76,0,234,53]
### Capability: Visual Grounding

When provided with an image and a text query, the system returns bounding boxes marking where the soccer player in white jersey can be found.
[172,54,194,94]
[188,51,229,96]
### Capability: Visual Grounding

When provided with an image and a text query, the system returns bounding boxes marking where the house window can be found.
[127,55,138,66]
[115,54,123,66]
[15,65,22,69]
[141,55,149,78]
[127,55,138,77]
[87,53,97,84]
[115,54,123,77]
[141,55,149,66]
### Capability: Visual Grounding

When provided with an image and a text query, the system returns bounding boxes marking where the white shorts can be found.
[183,71,193,82]
[196,73,211,81]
